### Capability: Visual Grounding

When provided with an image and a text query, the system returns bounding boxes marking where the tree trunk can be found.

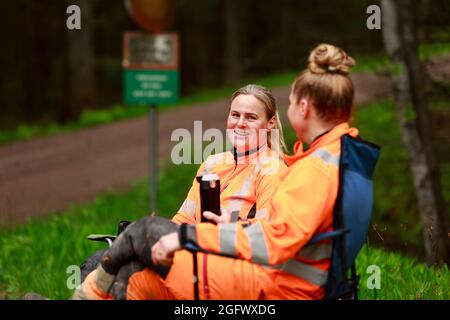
[280,0,294,70]
[381,0,448,266]
[416,0,431,42]
[62,0,95,123]
[24,0,42,121]
[181,0,208,91]
[223,0,242,86]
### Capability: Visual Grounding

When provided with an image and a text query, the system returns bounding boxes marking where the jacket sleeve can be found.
[180,161,335,265]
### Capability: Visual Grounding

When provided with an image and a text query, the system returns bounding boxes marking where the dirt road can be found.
[0,72,391,226]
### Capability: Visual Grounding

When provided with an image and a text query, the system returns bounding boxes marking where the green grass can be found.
[2,42,449,146]
[356,246,449,300]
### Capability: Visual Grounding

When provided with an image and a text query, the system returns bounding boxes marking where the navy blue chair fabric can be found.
[309,134,380,299]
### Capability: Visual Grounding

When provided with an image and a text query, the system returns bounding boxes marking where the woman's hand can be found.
[202,208,232,224]
[151,232,181,266]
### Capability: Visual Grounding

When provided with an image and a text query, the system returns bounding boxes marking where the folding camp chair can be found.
[307,134,380,299]
[186,134,380,300]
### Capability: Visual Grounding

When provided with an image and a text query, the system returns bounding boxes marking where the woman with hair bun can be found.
[74,43,361,300]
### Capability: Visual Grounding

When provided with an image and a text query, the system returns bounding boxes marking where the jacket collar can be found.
[231,143,280,165]
[283,122,358,166]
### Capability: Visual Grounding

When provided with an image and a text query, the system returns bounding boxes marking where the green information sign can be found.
[124,69,179,105]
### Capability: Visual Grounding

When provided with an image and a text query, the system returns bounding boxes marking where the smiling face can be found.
[227,94,274,152]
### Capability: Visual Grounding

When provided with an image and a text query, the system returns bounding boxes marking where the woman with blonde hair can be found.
[74,43,360,300]
[172,83,287,225]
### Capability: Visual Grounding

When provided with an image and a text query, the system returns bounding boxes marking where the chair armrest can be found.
[308,228,350,245]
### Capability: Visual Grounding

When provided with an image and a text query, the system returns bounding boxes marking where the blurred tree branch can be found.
[62,0,96,123]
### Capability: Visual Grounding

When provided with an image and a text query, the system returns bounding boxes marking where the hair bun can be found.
[308,43,355,75]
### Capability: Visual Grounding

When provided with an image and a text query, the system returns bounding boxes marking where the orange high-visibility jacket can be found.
[181,123,359,299]
[172,146,287,224]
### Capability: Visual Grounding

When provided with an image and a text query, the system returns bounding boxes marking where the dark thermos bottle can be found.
[196,173,221,223]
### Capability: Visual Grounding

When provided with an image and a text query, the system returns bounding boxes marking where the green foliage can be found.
[350,42,450,74]
[387,62,406,77]
[353,55,391,73]
[419,42,450,60]
[404,104,417,122]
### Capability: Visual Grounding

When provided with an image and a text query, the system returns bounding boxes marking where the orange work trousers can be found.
[81,250,264,300]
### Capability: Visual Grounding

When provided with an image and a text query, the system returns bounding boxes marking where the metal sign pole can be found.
[123,32,179,214]
[149,103,158,214]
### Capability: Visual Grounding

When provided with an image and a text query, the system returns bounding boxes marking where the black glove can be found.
[111,260,146,300]
[100,216,178,278]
